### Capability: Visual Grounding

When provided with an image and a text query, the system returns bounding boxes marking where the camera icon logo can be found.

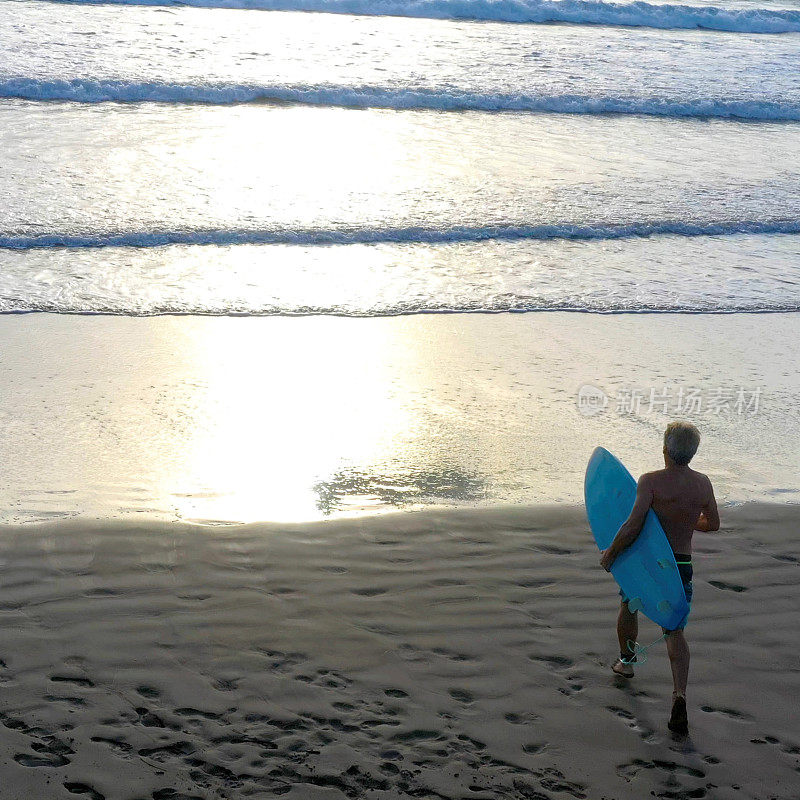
[577,384,608,417]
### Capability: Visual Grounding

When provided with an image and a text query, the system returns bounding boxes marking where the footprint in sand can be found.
[559,674,584,697]
[617,758,705,783]
[528,654,583,696]
[256,648,307,673]
[617,758,652,781]
[15,752,71,768]
[522,742,547,754]
[607,706,656,741]
[90,735,132,754]
[528,543,575,556]
[64,782,105,800]
[2,711,74,767]
[174,707,223,721]
[184,755,240,785]
[294,667,352,689]
[44,690,88,705]
[391,728,446,744]
[700,705,752,722]
[139,741,196,761]
[51,675,95,688]
[748,733,800,758]
[448,688,475,704]
[505,711,540,725]
[708,579,748,593]
[135,707,169,729]
[528,654,574,670]
[211,677,239,691]
[430,646,473,662]
[652,759,705,779]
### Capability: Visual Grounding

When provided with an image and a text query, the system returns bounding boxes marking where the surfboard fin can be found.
[627,597,643,613]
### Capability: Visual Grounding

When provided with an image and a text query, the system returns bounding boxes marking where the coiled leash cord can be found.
[620,633,667,666]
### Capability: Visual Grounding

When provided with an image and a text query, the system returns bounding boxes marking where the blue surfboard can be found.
[585,447,690,631]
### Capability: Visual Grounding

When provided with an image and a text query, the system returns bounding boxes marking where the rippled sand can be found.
[0,504,797,798]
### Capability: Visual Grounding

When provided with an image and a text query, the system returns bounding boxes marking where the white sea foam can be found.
[3,78,800,120]
[2,220,800,250]
[2,230,800,314]
[35,0,800,34]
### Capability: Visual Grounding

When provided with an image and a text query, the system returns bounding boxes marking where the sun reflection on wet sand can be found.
[1,312,798,524]
[159,316,426,521]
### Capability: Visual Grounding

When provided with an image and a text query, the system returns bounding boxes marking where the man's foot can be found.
[668,694,688,734]
[612,658,634,678]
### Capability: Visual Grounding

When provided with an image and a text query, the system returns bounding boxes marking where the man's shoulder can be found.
[688,467,713,486]
[637,471,660,492]
[688,468,715,499]
[639,469,663,484]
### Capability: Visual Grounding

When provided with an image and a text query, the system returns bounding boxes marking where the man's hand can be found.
[694,474,720,531]
[599,550,615,572]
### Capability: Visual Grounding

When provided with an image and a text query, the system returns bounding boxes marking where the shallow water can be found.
[1,0,798,519]
[1,313,797,524]
[2,2,799,316]
[1,103,799,313]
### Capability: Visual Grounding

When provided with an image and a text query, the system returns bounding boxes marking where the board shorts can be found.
[620,553,692,632]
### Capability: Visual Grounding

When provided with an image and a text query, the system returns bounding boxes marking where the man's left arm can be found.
[600,475,653,571]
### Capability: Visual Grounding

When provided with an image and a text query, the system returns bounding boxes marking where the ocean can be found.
[2,0,800,317]
[1,0,799,522]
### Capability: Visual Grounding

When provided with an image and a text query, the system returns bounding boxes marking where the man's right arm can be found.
[600,474,654,570]
[695,475,720,532]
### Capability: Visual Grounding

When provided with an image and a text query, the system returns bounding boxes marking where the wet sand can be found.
[2,311,800,525]
[1,503,797,799]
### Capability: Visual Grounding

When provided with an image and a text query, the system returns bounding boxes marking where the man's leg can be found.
[666,630,690,733]
[665,629,689,695]
[613,601,638,677]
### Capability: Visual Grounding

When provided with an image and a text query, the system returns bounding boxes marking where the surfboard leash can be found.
[621,633,667,666]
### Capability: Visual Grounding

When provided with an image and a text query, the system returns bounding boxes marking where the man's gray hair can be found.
[664,421,700,466]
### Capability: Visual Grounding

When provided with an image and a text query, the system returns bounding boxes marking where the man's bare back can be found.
[641,465,719,554]
[599,460,719,572]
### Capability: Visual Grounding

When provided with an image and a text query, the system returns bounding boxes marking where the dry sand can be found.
[0,503,797,799]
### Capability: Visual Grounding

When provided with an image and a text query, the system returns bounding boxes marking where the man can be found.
[599,421,719,734]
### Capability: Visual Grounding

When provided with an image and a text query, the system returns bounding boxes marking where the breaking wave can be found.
[4,300,800,315]
[35,0,800,35]
[3,220,800,250]
[3,79,800,120]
